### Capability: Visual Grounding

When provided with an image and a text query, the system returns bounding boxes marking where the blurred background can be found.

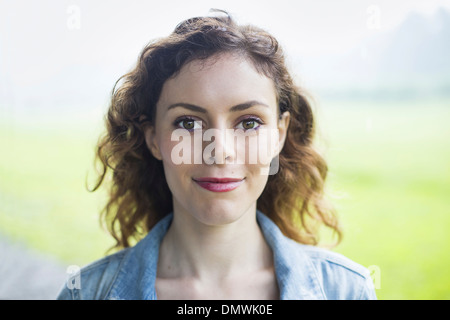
[0,0,449,299]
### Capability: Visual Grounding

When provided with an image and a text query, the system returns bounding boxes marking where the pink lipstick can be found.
[193,177,245,192]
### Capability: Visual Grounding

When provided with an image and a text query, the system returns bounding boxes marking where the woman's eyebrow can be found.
[167,100,269,113]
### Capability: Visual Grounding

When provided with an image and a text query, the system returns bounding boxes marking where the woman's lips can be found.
[192,177,245,192]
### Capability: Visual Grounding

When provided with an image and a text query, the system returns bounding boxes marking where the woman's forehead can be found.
[157,53,277,112]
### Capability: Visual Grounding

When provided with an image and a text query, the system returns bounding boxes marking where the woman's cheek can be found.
[159,135,180,166]
[244,128,279,174]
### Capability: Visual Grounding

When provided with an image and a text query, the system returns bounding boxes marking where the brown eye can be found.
[236,118,263,131]
[182,120,194,130]
[242,120,256,130]
[174,118,202,131]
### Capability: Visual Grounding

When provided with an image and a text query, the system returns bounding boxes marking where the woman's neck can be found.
[157,203,274,283]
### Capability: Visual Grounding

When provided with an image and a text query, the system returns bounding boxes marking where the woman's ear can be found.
[144,125,162,161]
[276,111,290,154]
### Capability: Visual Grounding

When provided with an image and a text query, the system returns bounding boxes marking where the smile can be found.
[192,177,245,192]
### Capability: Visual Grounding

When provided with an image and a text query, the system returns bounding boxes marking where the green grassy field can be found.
[1,98,449,299]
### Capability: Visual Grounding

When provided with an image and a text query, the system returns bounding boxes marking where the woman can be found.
[57,11,376,300]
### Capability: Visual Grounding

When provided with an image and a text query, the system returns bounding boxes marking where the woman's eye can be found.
[237,118,262,130]
[176,118,202,131]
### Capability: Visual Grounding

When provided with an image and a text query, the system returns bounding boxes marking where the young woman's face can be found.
[145,52,289,226]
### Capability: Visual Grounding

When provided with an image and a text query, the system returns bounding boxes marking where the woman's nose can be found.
[203,128,236,165]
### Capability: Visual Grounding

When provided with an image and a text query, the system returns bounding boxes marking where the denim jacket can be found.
[57,210,377,300]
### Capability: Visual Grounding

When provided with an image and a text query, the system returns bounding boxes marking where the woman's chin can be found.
[186,203,250,227]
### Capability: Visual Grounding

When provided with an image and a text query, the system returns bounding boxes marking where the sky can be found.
[0,0,449,119]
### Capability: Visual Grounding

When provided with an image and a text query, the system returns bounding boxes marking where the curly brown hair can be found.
[91,11,341,250]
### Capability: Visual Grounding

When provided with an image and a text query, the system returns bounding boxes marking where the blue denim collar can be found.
[257,212,326,299]
[106,210,326,300]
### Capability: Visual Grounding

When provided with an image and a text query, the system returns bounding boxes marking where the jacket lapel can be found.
[257,211,327,300]
[105,211,326,300]
[105,214,173,300]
